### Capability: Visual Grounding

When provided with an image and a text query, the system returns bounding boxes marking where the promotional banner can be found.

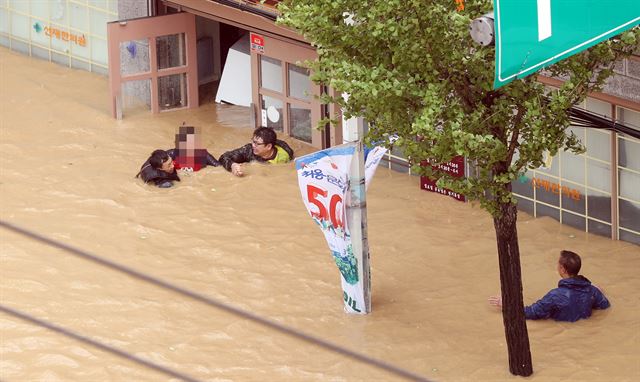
[296,143,386,313]
[364,145,387,191]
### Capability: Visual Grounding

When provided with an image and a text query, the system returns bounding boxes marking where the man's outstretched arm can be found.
[205,150,220,167]
[218,144,252,171]
[524,291,557,320]
[488,292,556,320]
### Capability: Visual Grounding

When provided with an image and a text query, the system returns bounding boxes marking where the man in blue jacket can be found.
[489,250,610,322]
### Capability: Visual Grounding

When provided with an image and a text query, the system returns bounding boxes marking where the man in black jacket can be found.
[137,149,180,188]
[219,127,294,177]
[137,125,220,188]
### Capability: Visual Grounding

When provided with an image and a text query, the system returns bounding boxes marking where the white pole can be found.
[346,117,371,314]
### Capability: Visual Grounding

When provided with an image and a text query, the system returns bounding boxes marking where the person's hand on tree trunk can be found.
[488,295,503,308]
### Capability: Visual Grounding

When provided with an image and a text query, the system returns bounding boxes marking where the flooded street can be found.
[1,48,639,381]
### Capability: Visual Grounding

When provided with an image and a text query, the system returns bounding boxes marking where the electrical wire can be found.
[0,219,433,382]
[0,305,203,382]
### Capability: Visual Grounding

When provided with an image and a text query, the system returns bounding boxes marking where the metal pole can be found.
[346,117,371,314]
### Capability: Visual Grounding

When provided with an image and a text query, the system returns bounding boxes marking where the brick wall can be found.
[118,0,149,19]
[605,55,640,105]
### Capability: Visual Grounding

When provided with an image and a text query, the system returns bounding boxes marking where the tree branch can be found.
[505,103,525,166]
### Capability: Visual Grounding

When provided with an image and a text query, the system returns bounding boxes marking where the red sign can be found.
[250,32,265,54]
[420,156,466,202]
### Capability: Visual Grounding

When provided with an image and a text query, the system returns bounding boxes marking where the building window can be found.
[289,104,312,143]
[617,107,640,244]
[120,39,150,76]
[157,33,186,70]
[158,73,188,110]
[258,57,316,145]
[260,55,282,93]
[121,79,152,112]
[288,63,311,101]
[511,97,617,239]
[261,95,283,131]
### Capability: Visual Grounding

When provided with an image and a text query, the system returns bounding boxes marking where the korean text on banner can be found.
[295,144,386,314]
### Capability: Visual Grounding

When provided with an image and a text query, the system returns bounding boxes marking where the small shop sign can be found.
[250,32,265,54]
[420,156,466,202]
[33,22,87,47]
[530,177,582,201]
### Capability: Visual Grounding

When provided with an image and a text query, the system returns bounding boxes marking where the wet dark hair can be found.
[175,125,197,148]
[149,149,170,169]
[253,127,277,146]
[559,250,581,276]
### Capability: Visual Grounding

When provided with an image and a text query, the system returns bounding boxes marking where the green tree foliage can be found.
[279,0,638,215]
[279,0,638,377]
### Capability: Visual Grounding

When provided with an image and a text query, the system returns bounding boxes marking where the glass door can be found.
[257,54,321,147]
[106,12,198,118]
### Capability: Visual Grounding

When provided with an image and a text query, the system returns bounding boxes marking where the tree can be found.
[278,0,639,377]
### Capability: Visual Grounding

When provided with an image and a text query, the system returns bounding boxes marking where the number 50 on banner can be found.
[306,184,345,231]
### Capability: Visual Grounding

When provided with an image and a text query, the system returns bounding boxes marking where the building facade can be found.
[1,0,342,148]
[0,0,118,76]
[514,66,640,245]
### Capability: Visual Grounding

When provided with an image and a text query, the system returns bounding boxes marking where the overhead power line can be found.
[0,219,433,382]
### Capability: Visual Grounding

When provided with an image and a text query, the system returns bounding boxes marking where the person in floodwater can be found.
[489,250,610,322]
[136,149,180,188]
[136,125,220,188]
[218,127,294,177]
[170,125,220,172]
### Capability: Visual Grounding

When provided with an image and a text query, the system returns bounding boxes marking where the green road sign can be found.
[493,0,640,89]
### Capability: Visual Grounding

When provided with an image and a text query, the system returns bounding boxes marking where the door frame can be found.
[250,34,324,147]
[107,12,198,118]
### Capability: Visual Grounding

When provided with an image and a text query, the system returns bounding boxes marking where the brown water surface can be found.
[1,48,639,382]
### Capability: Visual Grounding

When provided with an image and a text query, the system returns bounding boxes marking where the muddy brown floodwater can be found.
[1,48,639,382]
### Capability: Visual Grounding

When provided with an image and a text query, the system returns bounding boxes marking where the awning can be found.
[162,0,307,45]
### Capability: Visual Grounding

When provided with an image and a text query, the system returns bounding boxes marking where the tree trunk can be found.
[493,201,533,376]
